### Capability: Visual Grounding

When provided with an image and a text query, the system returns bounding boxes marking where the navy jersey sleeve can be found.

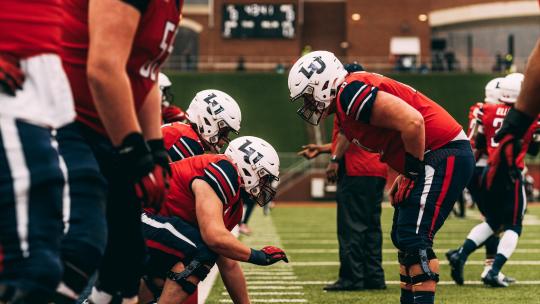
[121,0,150,13]
[339,81,378,124]
[168,136,205,162]
[200,160,240,205]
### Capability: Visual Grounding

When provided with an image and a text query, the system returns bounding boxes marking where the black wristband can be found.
[330,155,340,163]
[116,132,153,179]
[505,107,536,139]
[247,248,267,265]
[404,153,424,180]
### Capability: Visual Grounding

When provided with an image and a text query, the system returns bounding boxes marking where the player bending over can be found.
[159,73,188,124]
[162,89,242,160]
[140,136,287,303]
[447,75,539,287]
[288,51,474,304]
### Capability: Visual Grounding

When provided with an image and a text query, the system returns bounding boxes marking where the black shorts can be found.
[142,213,217,278]
[391,140,475,251]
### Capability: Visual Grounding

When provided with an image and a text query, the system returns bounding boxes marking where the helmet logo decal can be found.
[238,139,264,164]
[299,56,326,79]
[204,93,225,115]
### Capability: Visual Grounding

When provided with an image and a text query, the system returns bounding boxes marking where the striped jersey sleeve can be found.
[339,81,379,124]
[200,160,240,205]
[168,136,205,162]
[475,104,485,134]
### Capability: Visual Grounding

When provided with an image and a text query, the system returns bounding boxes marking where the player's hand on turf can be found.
[391,175,414,207]
[326,161,339,183]
[117,133,168,211]
[297,144,321,159]
[248,246,288,266]
[0,54,24,96]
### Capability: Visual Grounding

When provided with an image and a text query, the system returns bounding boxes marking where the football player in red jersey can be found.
[162,89,242,161]
[159,73,188,124]
[288,51,474,304]
[447,75,539,288]
[139,136,287,303]
[62,0,183,302]
[0,1,108,303]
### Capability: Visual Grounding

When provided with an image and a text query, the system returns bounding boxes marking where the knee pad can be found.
[399,248,439,284]
[166,260,212,295]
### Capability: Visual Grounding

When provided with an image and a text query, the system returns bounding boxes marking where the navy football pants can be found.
[391,140,475,251]
[0,118,64,301]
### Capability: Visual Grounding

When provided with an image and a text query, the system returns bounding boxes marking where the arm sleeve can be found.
[168,136,205,162]
[199,160,240,205]
[476,105,485,134]
[121,0,150,13]
[338,80,379,124]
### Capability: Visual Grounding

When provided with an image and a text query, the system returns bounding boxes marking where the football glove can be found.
[0,54,24,96]
[116,133,169,211]
[391,175,415,207]
[248,246,288,266]
[404,153,424,180]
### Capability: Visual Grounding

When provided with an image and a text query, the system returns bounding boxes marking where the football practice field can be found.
[207,203,540,304]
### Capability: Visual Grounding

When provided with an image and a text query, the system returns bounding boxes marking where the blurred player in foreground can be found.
[62,0,183,302]
[140,136,287,303]
[288,51,474,304]
[447,75,539,287]
[0,1,107,303]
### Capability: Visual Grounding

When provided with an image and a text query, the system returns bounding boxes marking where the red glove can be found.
[486,134,521,189]
[0,54,25,96]
[391,176,415,207]
[248,246,289,265]
[162,105,186,123]
[117,133,169,211]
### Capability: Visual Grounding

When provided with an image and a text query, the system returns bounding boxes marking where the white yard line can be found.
[285,248,540,254]
[221,292,305,296]
[214,211,307,303]
[265,239,540,245]
[288,260,540,266]
[219,300,307,303]
[245,280,540,286]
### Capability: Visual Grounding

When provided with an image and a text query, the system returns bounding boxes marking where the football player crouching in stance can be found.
[161,88,242,161]
[139,136,287,304]
[159,72,188,124]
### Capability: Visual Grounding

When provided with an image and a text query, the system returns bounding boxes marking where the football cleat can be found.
[446,249,465,285]
[482,270,509,287]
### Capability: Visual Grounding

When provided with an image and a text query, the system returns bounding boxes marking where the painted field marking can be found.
[245,286,304,290]
[246,276,298,280]
[246,280,540,285]
[285,248,540,254]
[220,299,308,303]
[243,272,296,275]
[269,239,540,245]
[288,260,540,266]
[221,292,305,296]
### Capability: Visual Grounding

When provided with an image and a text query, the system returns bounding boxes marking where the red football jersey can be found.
[332,116,387,178]
[336,72,463,174]
[62,0,183,135]
[0,0,63,58]
[161,122,205,161]
[479,103,538,169]
[467,102,483,149]
[158,154,243,231]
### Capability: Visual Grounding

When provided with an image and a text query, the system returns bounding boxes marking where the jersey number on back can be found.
[491,117,504,147]
[139,21,178,81]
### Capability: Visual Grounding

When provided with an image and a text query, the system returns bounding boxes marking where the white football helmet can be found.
[158,72,174,106]
[499,76,523,104]
[186,89,242,152]
[288,50,347,125]
[225,136,280,206]
[484,77,504,104]
[505,72,524,82]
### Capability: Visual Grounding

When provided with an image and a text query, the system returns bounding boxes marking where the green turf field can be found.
[206,204,540,303]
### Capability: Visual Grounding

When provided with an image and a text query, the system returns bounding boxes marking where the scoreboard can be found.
[222,3,296,39]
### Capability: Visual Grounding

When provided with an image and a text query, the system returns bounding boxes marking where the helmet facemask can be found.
[161,86,175,107]
[204,120,238,152]
[291,85,332,125]
[247,168,280,206]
